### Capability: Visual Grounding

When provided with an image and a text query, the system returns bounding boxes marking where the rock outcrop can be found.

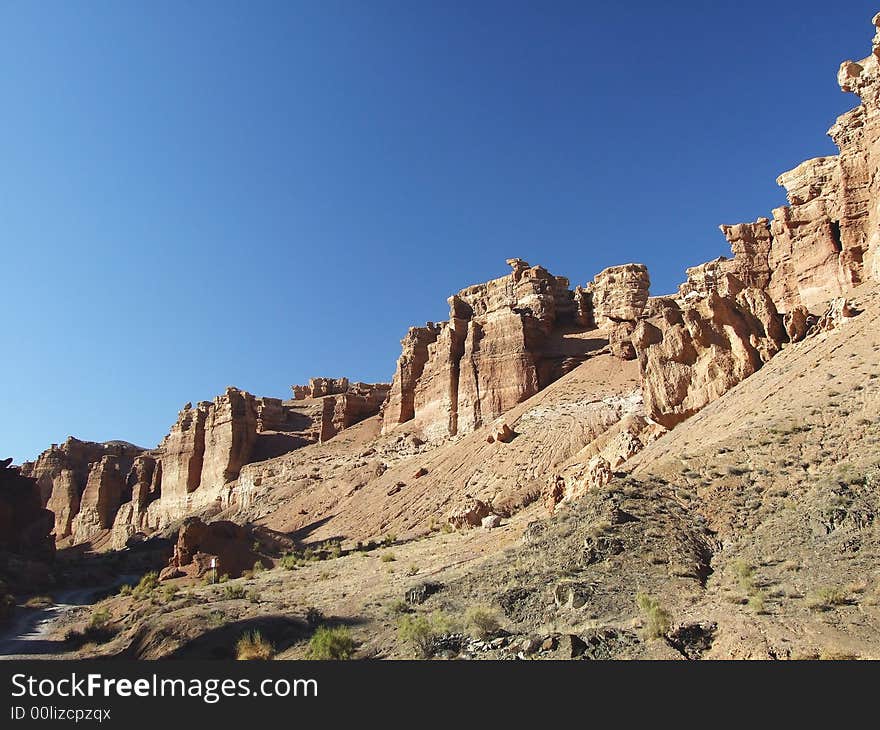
[588,264,650,326]
[161,517,260,580]
[70,455,130,544]
[383,259,634,440]
[30,379,388,548]
[697,14,880,312]
[0,459,54,562]
[22,438,145,540]
[633,278,786,428]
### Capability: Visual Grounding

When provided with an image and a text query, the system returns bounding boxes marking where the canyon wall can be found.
[24,380,389,548]
[703,14,880,313]
[382,259,649,440]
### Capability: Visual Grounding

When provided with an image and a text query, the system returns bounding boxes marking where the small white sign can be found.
[210,558,217,568]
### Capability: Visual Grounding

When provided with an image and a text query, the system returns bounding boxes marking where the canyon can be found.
[3,11,880,662]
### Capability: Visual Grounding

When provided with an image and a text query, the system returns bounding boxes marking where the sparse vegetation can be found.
[236,630,274,660]
[222,584,247,600]
[380,552,396,563]
[397,611,452,658]
[636,593,670,639]
[465,605,501,640]
[24,595,54,609]
[307,625,356,660]
[806,586,849,611]
[132,571,159,600]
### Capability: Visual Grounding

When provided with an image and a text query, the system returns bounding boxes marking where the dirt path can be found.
[0,578,135,659]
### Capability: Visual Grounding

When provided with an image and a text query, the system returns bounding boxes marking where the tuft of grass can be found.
[24,595,54,609]
[236,631,274,660]
[397,611,453,658]
[806,586,849,611]
[223,584,247,600]
[465,606,501,640]
[380,552,396,563]
[387,599,411,615]
[306,626,356,660]
[132,572,159,600]
[636,593,670,639]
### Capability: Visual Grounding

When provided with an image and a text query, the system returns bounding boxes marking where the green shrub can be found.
[806,586,848,611]
[465,606,501,640]
[380,552,396,563]
[252,560,266,574]
[397,612,452,658]
[280,553,301,570]
[307,626,356,660]
[118,584,133,597]
[89,607,111,629]
[132,571,159,600]
[387,599,410,615]
[162,585,179,603]
[636,593,670,639]
[236,631,274,660]
[223,584,247,600]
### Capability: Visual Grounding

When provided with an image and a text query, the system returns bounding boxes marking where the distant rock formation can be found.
[26,380,389,548]
[22,438,144,540]
[291,379,391,443]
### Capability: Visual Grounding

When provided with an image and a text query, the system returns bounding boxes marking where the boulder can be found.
[448,498,493,529]
[163,517,259,579]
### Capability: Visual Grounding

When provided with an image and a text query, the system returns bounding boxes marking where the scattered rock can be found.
[405,582,442,605]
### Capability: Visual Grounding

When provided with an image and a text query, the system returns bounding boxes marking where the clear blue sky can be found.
[1,1,876,463]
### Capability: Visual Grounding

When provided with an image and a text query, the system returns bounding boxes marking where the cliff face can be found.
[22,438,144,540]
[382,259,646,440]
[709,15,880,313]
[25,380,389,548]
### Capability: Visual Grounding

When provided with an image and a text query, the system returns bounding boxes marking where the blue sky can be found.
[1,1,876,462]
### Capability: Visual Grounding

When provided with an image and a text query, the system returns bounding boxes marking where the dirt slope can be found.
[233,352,641,544]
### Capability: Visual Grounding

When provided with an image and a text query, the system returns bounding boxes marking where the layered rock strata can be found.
[383,259,644,440]
[693,14,880,312]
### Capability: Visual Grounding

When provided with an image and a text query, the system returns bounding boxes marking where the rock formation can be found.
[160,517,260,580]
[633,278,786,428]
[588,264,650,326]
[70,455,130,543]
[383,259,633,440]
[28,379,389,548]
[22,438,144,539]
[0,459,54,562]
[697,14,880,312]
